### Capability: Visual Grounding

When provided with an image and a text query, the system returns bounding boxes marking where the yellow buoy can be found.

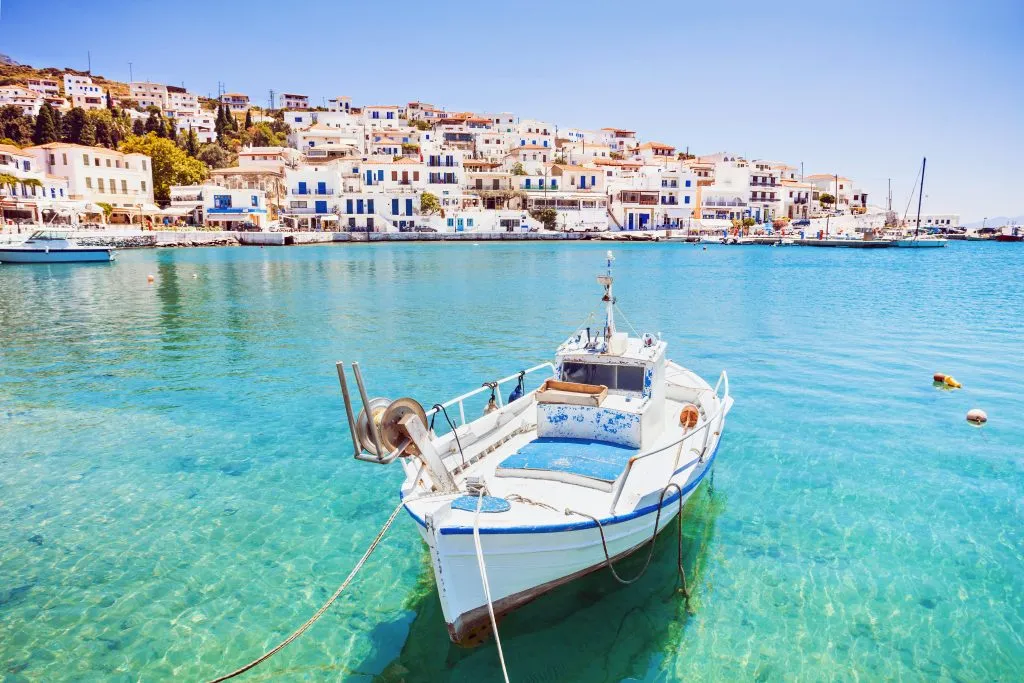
[943,375,962,389]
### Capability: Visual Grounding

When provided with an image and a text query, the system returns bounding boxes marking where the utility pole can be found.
[268,89,275,110]
[87,51,92,74]
[128,61,133,83]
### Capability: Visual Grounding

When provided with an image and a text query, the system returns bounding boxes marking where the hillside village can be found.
[0,58,961,234]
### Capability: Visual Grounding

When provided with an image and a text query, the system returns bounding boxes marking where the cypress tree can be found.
[244,108,252,129]
[62,107,88,144]
[33,103,59,144]
[185,125,199,157]
[132,118,145,135]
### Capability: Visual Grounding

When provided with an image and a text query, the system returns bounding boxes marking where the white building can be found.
[26,78,60,97]
[515,119,554,150]
[328,96,351,113]
[289,123,361,162]
[363,105,402,126]
[221,93,250,114]
[63,74,106,110]
[28,142,156,223]
[281,93,309,110]
[130,82,167,110]
[0,143,73,224]
[0,86,44,116]
[176,113,218,144]
[282,162,344,230]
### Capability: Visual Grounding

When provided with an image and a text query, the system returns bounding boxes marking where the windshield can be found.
[561,362,645,393]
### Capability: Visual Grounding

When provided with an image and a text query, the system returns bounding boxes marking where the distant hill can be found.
[963,215,1024,228]
[0,58,131,98]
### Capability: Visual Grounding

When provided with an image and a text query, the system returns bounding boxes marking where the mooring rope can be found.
[207,501,406,682]
[565,482,689,597]
[472,491,511,683]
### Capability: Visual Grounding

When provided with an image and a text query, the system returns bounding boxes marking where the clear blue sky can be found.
[2,0,1021,221]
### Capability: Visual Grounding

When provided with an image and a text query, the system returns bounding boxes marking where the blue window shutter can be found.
[378,170,384,180]
[685,196,690,204]
[525,179,531,189]
[406,198,413,215]
[392,198,399,214]
[357,199,364,214]
[346,199,353,213]
[368,199,375,214]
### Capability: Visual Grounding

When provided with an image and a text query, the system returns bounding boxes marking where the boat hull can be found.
[894,238,947,248]
[0,247,115,263]
[415,450,716,645]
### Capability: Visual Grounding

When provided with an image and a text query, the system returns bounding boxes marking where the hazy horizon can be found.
[2,0,1021,222]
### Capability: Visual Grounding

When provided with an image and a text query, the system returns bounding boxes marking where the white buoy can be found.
[966,409,988,425]
[192,273,198,279]
[147,274,155,283]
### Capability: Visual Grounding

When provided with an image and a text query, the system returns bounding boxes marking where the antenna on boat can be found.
[597,251,616,342]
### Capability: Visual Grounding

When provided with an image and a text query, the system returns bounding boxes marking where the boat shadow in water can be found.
[371,480,726,683]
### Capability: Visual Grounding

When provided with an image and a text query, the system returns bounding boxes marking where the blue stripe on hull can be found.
[401,442,721,535]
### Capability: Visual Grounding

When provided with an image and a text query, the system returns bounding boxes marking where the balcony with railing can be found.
[703,198,747,208]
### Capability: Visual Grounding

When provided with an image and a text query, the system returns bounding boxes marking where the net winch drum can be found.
[378,398,428,456]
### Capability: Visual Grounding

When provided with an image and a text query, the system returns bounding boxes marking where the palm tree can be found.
[0,172,18,193]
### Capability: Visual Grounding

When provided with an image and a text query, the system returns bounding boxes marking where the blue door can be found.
[365,171,372,186]
[298,181,307,195]
[317,181,326,195]
[627,213,634,230]
[639,213,649,230]
[405,199,413,215]
[356,199,364,214]
[315,200,327,214]
[392,198,399,215]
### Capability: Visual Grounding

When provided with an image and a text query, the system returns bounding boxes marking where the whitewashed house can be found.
[63,74,106,110]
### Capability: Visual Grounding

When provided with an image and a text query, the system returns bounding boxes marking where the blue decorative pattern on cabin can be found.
[643,366,653,398]
[537,404,641,448]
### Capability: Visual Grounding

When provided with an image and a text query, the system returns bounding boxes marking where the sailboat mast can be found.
[914,157,926,238]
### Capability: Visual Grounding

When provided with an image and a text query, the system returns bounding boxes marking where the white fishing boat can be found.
[0,229,115,263]
[336,253,732,645]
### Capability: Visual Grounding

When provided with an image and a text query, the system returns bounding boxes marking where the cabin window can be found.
[561,362,646,393]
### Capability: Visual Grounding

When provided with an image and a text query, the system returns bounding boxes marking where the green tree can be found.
[96,202,114,221]
[165,117,178,142]
[0,172,18,192]
[62,107,88,143]
[0,105,32,145]
[78,117,97,146]
[410,119,431,131]
[185,126,199,157]
[529,207,558,230]
[196,142,232,169]
[144,109,164,136]
[511,162,526,176]
[243,122,284,148]
[819,193,836,206]
[119,133,209,202]
[741,217,756,228]
[420,192,441,215]
[132,118,145,135]
[87,109,122,148]
[243,108,253,129]
[33,102,60,145]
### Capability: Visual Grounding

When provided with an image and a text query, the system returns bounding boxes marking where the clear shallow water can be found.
[1,242,1021,681]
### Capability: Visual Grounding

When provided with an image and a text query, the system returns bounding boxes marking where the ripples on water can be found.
[0,242,1021,681]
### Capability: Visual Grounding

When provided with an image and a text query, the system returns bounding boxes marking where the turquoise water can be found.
[1,242,1021,681]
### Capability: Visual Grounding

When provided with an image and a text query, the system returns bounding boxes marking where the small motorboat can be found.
[0,229,115,263]
[336,252,732,644]
[893,235,947,248]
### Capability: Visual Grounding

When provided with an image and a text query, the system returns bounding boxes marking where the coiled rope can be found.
[207,501,406,682]
[565,482,689,597]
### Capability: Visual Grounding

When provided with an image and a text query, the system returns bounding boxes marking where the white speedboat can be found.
[0,229,115,263]
[336,253,732,644]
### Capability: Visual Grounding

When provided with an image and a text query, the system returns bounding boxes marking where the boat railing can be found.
[609,370,729,513]
[425,361,556,429]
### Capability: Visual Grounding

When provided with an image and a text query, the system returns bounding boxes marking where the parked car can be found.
[792,219,811,227]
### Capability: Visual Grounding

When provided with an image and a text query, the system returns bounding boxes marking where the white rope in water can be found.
[208,501,406,682]
[473,493,511,683]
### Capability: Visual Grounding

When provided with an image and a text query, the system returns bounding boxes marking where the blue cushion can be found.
[497,438,638,483]
[451,495,511,513]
